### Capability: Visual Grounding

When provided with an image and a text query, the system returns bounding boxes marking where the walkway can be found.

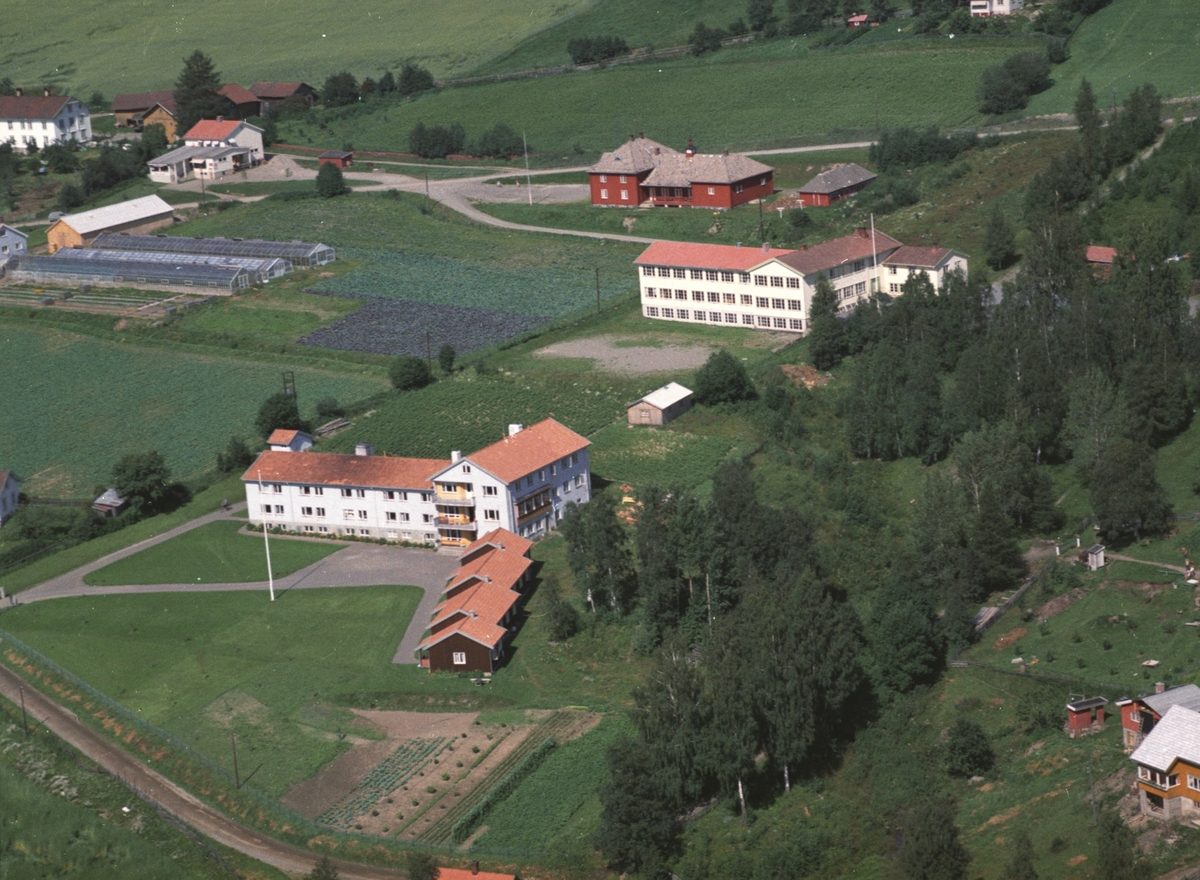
[1106,552,1188,575]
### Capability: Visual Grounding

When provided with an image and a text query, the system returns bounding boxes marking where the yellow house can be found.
[46,195,175,253]
[1130,705,1200,819]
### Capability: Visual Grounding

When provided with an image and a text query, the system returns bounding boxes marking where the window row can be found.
[597,174,629,184]
[644,288,802,311]
[1138,767,1180,789]
[837,281,867,300]
[598,189,631,201]
[645,307,803,330]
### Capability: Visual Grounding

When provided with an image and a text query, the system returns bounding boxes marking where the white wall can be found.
[1,101,91,152]
[245,479,440,543]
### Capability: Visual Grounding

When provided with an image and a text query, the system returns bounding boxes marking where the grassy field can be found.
[0,0,597,95]
[276,38,1043,157]
[180,288,365,344]
[169,192,641,316]
[83,521,342,585]
[0,322,386,498]
[588,422,739,491]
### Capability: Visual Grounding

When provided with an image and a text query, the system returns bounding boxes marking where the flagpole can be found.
[258,470,275,601]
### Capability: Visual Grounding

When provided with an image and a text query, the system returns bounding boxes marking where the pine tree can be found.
[983,205,1016,270]
[315,161,345,198]
[807,273,845,370]
[1075,78,1105,178]
[173,50,226,137]
[1096,811,1136,880]
[900,798,970,880]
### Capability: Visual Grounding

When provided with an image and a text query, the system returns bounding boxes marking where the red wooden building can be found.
[318,150,354,168]
[796,163,877,208]
[1117,683,1200,751]
[1065,696,1107,738]
[589,136,774,210]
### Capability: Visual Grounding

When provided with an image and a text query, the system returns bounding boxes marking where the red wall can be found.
[427,633,496,673]
[589,172,646,206]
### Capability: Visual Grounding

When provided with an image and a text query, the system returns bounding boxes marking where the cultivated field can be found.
[0,323,387,497]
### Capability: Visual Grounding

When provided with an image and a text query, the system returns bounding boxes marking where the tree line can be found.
[407,122,524,159]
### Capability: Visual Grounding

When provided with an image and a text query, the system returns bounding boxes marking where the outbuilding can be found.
[319,150,354,168]
[1065,696,1108,738]
[46,195,175,253]
[627,382,694,426]
[796,163,877,208]
[1085,544,1106,571]
[93,488,128,518]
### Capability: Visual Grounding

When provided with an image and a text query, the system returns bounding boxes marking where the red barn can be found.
[1065,696,1107,738]
[1117,683,1200,751]
[796,163,877,207]
[318,150,354,168]
[589,136,774,210]
[847,13,870,26]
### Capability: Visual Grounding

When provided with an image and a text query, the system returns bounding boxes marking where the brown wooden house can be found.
[319,150,354,168]
[627,382,693,426]
[218,84,263,119]
[249,82,316,112]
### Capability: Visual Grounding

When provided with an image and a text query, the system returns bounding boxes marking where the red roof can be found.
[249,82,312,100]
[184,119,243,141]
[112,90,176,114]
[219,84,260,106]
[635,240,795,273]
[776,228,903,276]
[419,615,508,651]
[430,581,521,633]
[267,429,302,445]
[465,419,589,484]
[461,528,533,563]
[848,13,870,23]
[445,547,532,597]
[0,94,73,120]
[241,450,448,490]
[435,868,515,880]
[1087,245,1117,264]
[883,245,954,269]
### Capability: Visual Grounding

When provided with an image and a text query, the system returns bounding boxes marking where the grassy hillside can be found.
[1028,0,1200,114]
[0,0,595,96]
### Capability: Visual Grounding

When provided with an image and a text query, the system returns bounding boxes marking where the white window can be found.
[774,317,787,328]
[707,187,715,195]
[619,175,627,183]
[673,268,686,278]
[620,190,629,200]
[692,291,704,302]
[422,514,433,523]
[754,275,767,286]
[722,271,734,283]
[756,296,768,308]
[274,505,283,514]
[599,174,607,183]
[711,312,723,323]
[316,507,325,517]
[678,309,689,319]
[758,316,771,327]
[302,486,313,495]
[772,298,785,310]
[343,510,355,520]
[890,283,899,293]
[484,509,500,521]
[1189,775,1200,792]
[575,474,586,488]
[271,484,282,494]
[787,277,800,288]
[790,318,804,330]
[386,511,397,522]
[770,277,784,287]
[261,504,272,514]
[539,468,546,481]
[318,526,328,533]
[647,306,659,317]
[483,485,498,496]
[788,299,802,311]
[453,652,467,665]
[462,464,471,474]
[400,512,410,522]
[341,488,353,497]
[658,267,670,277]
[645,287,656,297]
[888,265,897,275]
[600,188,608,199]
[358,510,368,520]
[385,491,396,500]
[355,489,365,498]
[642,266,654,276]
[301,506,313,516]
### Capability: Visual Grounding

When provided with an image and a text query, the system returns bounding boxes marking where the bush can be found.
[397,63,434,97]
[567,35,630,65]
[436,344,456,374]
[216,436,255,474]
[408,122,465,159]
[315,396,345,420]
[255,392,305,439]
[944,718,994,776]
[693,349,756,405]
[322,72,359,107]
[688,22,726,55]
[978,51,1051,115]
[474,123,523,158]
[315,161,345,198]
[389,355,433,391]
[869,127,979,173]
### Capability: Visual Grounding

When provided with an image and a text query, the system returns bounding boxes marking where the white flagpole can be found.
[258,470,275,601]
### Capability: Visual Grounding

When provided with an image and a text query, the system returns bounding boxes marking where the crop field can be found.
[182,288,365,344]
[320,370,641,461]
[298,294,548,357]
[277,38,1041,157]
[0,0,595,95]
[84,521,342,586]
[1027,0,1200,116]
[471,716,629,860]
[588,422,738,491]
[0,323,387,498]
[0,586,423,798]
[169,193,641,318]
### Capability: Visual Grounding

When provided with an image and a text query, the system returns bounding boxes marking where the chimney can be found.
[14,87,21,97]
[685,139,695,158]
[508,423,523,437]
[854,227,868,238]
[736,242,742,248]
[762,243,770,253]
[1156,682,1167,694]
[216,115,224,124]
[355,442,374,456]
[451,450,462,463]
[723,148,729,156]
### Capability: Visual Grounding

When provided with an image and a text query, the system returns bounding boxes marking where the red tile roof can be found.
[219,84,260,106]
[461,528,533,563]
[267,429,302,445]
[883,245,954,269]
[445,547,532,596]
[0,95,73,120]
[635,240,795,272]
[111,90,176,114]
[436,868,515,880]
[430,581,521,633]
[776,228,903,276]
[419,615,508,651]
[848,13,870,23]
[249,82,311,100]
[241,450,448,490]
[184,119,243,141]
[1087,245,1117,264]
[465,419,589,484]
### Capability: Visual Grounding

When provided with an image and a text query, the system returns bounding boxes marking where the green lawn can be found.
[181,288,365,343]
[0,322,386,498]
[588,422,738,491]
[206,180,325,197]
[83,521,342,585]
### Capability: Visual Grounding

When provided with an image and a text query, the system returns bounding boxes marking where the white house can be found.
[268,429,313,453]
[970,0,1023,15]
[635,229,968,333]
[242,418,591,547]
[0,471,21,525]
[0,224,28,259]
[148,118,264,183]
[880,246,969,295]
[0,90,92,152]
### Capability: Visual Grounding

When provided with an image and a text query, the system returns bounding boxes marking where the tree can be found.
[747,0,777,31]
[944,718,994,776]
[1095,810,1136,880]
[693,350,755,405]
[140,123,169,161]
[173,50,227,137]
[541,575,582,641]
[315,161,345,198]
[596,735,678,873]
[0,78,16,96]
[807,273,845,370]
[255,392,304,439]
[397,63,435,96]
[561,495,637,614]
[1004,831,1038,880]
[404,851,438,880]
[216,436,254,474]
[436,343,456,373]
[900,798,970,880]
[305,856,340,880]
[111,451,172,513]
[474,123,523,158]
[983,205,1016,270]
[1062,367,1134,477]
[389,355,433,391]
[688,22,726,55]
[869,580,944,693]
[378,70,396,94]
[55,183,84,211]
[321,72,359,107]
[41,143,78,174]
[1090,439,1172,540]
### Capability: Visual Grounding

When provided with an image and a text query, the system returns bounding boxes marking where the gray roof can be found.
[55,196,174,235]
[53,247,291,278]
[633,382,693,411]
[591,137,678,174]
[643,152,774,188]
[1130,705,1200,772]
[1143,684,1200,717]
[798,163,877,195]
[1067,696,1108,712]
[91,233,335,265]
[148,144,248,167]
[0,223,28,241]
[94,488,126,506]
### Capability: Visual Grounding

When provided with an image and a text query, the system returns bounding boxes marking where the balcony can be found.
[435,488,474,506]
[439,536,471,548]
[436,515,477,529]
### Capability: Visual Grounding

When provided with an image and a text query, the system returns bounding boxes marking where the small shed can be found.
[1065,696,1108,738]
[796,163,877,208]
[319,150,354,169]
[268,429,313,452]
[93,488,128,518]
[627,382,693,426]
[1085,544,1106,571]
[847,13,870,26]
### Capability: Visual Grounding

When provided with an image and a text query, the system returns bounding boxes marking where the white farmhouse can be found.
[0,90,92,152]
[970,0,1023,15]
[148,118,265,184]
[242,418,591,547]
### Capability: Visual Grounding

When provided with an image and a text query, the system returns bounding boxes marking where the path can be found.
[0,662,403,880]
[1105,552,1188,575]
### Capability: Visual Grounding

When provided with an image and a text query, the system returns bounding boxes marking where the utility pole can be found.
[758,197,765,243]
[424,170,429,201]
[595,267,601,314]
[232,733,241,789]
[523,132,533,206]
[19,685,28,738]
[257,470,275,601]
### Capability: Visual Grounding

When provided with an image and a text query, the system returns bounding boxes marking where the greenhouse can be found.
[90,233,336,266]
[6,255,252,291]
[52,248,292,283]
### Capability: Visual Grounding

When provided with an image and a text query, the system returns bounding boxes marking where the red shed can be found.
[797,163,877,208]
[1065,696,1107,738]
[319,150,354,169]
[847,13,870,27]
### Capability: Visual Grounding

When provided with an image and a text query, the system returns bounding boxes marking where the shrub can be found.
[408,122,465,159]
[216,436,255,474]
[389,355,433,391]
[397,63,434,97]
[254,391,305,439]
[567,35,630,65]
[474,124,523,158]
[688,22,726,55]
[944,718,994,777]
[314,396,345,420]
[693,349,756,405]
[321,71,359,107]
[315,161,345,198]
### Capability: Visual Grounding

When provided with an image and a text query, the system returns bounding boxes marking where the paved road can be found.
[0,661,405,880]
